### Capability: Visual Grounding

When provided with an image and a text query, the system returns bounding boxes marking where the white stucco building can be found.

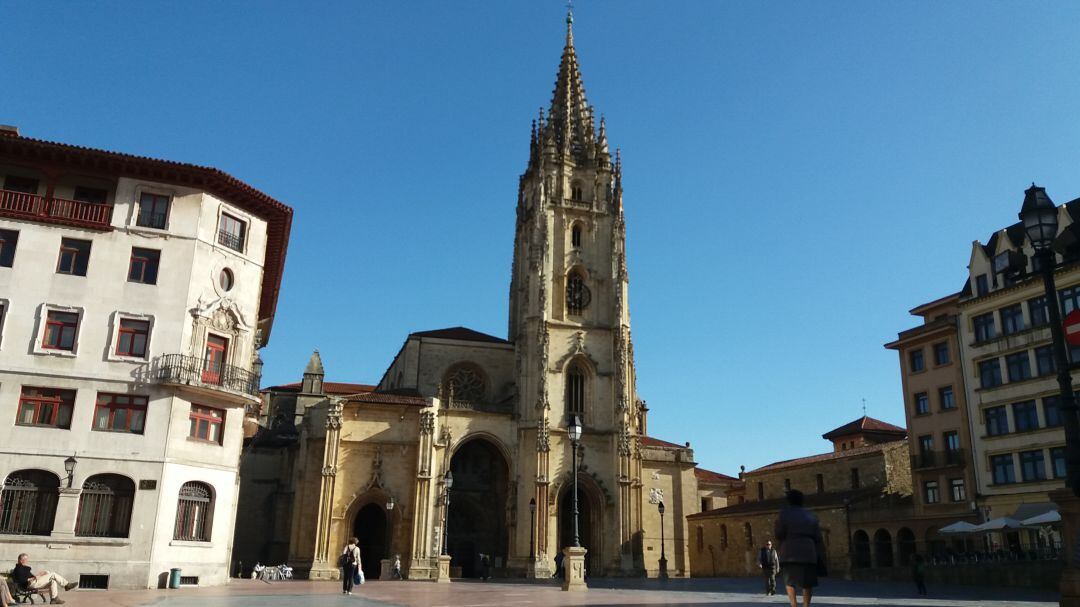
[0,126,292,589]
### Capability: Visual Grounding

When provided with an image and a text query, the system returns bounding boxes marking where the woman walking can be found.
[340,537,362,595]
[775,490,825,607]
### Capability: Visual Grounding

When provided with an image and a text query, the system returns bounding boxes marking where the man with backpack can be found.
[339,538,361,595]
[758,539,781,596]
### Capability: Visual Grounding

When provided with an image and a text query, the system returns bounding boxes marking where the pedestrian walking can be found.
[479,553,491,581]
[392,554,403,580]
[775,490,825,607]
[758,539,781,596]
[339,537,362,595]
[912,554,927,596]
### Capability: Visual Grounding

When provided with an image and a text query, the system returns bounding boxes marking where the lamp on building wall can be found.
[63,454,78,488]
[442,470,454,556]
[569,415,583,549]
[1019,185,1080,496]
[386,495,395,511]
[658,501,669,580]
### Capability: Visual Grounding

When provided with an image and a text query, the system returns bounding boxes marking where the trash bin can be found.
[168,568,182,589]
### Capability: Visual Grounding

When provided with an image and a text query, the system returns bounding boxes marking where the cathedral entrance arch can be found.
[557,479,602,577]
[447,437,509,578]
[352,503,386,580]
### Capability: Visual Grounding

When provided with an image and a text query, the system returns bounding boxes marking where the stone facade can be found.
[0,128,291,588]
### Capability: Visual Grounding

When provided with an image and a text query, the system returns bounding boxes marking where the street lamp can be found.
[529,498,537,561]
[63,454,78,488]
[568,415,583,549]
[658,501,668,580]
[1019,184,1080,496]
[442,470,454,556]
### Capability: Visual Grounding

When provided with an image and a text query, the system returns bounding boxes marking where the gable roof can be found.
[410,326,510,344]
[751,441,900,474]
[641,436,687,449]
[822,416,906,440]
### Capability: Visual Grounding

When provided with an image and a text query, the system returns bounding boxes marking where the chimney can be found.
[0,125,19,137]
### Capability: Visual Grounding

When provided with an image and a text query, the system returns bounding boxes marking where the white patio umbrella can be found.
[938,521,979,534]
[1020,510,1061,527]
[972,517,1023,532]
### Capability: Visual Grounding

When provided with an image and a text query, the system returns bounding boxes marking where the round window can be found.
[219,268,234,292]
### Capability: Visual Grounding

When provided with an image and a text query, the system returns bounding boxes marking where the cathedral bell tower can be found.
[510,10,645,574]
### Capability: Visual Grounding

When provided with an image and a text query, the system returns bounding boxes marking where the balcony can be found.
[0,189,113,230]
[156,354,260,401]
[217,229,244,252]
[912,449,965,470]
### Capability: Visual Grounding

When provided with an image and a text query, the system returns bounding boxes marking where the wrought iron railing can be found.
[217,229,244,252]
[75,481,133,538]
[0,475,58,536]
[0,189,112,229]
[912,450,965,470]
[156,354,260,397]
[136,210,168,229]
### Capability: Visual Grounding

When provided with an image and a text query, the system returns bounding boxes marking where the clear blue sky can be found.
[6,2,1080,475]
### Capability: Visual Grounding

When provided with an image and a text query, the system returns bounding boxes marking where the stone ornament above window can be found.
[443,364,486,403]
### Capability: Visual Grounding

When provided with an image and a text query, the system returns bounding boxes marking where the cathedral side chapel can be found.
[235,13,727,581]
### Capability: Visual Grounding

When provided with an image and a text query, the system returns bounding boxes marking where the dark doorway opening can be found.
[447,439,508,578]
[558,483,598,576]
[353,503,386,580]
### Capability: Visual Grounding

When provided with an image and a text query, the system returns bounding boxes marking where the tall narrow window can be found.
[950,479,966,502]
[1045,396,1062,428]
[202,335,229,385]
[571,224,582,248]
[16,387,75,429]
[0,229,18,267]
[56,238,91,276]
[43,310,79,351]
[924,481,940,504]
[973,313,996,342]
[939,386,955,410]
[933,342,950,365]
[999,304,1024,335]
[566,271,590,315]
[851,467,860,489]
[218,213,246,252]
[116,319,150,358]
[174,481,214,542]
[1036,345,1056,377]
[75,474,134,538]
[985,405,1009,436]
[815,473,824,494]
[128,248,160,284]
[1028,296,1049,327]
[0,470,60,536]
[979,358,1003,389]
[566,362,586,417]
[757,482,764,501]
[137,193,170,229]
[909,349,924,372]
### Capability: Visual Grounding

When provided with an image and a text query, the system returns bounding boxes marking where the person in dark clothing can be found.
[758,540,781,595]
[12,553,76,605]
[553,551,564,579]
[479,554,491,581]
[912,554,927,595]
[340,537,361,595]
[774,490,824,607]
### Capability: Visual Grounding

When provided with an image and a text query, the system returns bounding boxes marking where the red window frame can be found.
[93,393,148,434]
[127,248,160,284]
[217,213,246,251]
[17,387,75,428]
[115,319,150,358]
[189,405,225,444]
[56,238,90,276]
[136,193,170,229]
[202,335,228,385]
[43,310,79,350]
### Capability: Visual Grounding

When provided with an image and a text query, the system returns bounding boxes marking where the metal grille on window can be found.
[566,363,585,415]
[76,475,134,538]
[0,471,59,535]
[566,272,590,315]
[174,482,212,541]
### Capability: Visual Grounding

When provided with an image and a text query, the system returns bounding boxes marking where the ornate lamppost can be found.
[562,415,587,591]
[658,501,669,580]
[529,498,537,563]
[63,454,78,488]
[569,415,582,548]
[436,469,454,583]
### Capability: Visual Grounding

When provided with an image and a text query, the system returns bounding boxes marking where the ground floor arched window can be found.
[174,481,214,541]
[76,474,135,537]
[0,470,59,536]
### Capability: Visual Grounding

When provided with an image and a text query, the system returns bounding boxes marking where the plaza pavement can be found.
[45,577,1058,607]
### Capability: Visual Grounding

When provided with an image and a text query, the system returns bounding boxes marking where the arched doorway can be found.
[896,527,916,565]
[852,530,871,568]
[873,529,894,567]
[447,438,509,578]
[353,504,386,580]
[557,480,601,577]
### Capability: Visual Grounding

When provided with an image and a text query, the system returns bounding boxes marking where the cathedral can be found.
[235,12,725,581]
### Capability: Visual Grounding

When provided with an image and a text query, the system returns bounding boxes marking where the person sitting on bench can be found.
[12,553,77,605]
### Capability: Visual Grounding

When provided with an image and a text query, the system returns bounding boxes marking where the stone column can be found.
[1052,488,1080,607]
[308,402,343,580]
[561,546,588,591]
[51,488,80,540]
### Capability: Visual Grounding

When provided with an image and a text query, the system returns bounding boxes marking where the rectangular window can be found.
[92,393,147,434]
[757,482,764,501]
[939,386,955,410]
[217,213,246,252]
[944,430,961,455]
[189,405,225,444]
[815,473,824,494]
[1044,396,1062,427]
[72,186,107,205]
[933,342,950,365]
[985,405,1009,436]
[202,335,229,386]
[0,228,17,267]
[3,175,39,194]
[1052,447,1067,479]
[976,274,989,296]
[1000,304,1024,335]
[56,238,91,276]
[1061,285,1080,315]
[1013,400,1039,432]
[43,310,79,351]
[914,392,930,415]
[137,193,170,229]
[991,454,1015,485]
[909,349,925,372]
[783,478,791,491]
[115,319,150,358]
[127,248,160,285]
[1029,296,1049,327]
[918,434,933,454]
[1006,352,1032,382]
[1035,345,1056,377]
[924,481,940,504]
[1019,450,1046,482]
[16,387,75,429]
[950,478,966,502]
[973,313,996,342]
[851,467,860,489]
[979,358,1002,389]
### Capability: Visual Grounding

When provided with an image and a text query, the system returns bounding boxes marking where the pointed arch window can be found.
[566,271,590,316]
[174,481,214,542]
[566,361,586,417]
[570,181,583,201]
[76,474,135,538]
[442,363,487,404]
[743,522,754,547]
[571,224,583,248]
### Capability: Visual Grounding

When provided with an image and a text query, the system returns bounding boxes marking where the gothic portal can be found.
[247,12,705,581]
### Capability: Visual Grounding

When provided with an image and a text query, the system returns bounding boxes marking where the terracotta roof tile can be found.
[751,441,901,474]
[695,467,739,483]
[345,392,429,407]
[821,416,906,440]
[641,436,687,449]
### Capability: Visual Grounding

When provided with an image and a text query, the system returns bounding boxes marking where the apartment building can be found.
[885,293,980,538]
[0,126,292,588]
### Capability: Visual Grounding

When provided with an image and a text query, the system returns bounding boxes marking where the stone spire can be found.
[302,349,325,395]
[546,8,594,159]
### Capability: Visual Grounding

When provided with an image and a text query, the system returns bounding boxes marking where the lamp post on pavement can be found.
[569,415,582,548]
[658,501,668,580]
[442,470,454,556]
[529,497,537,563]
[562,415,588,592]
